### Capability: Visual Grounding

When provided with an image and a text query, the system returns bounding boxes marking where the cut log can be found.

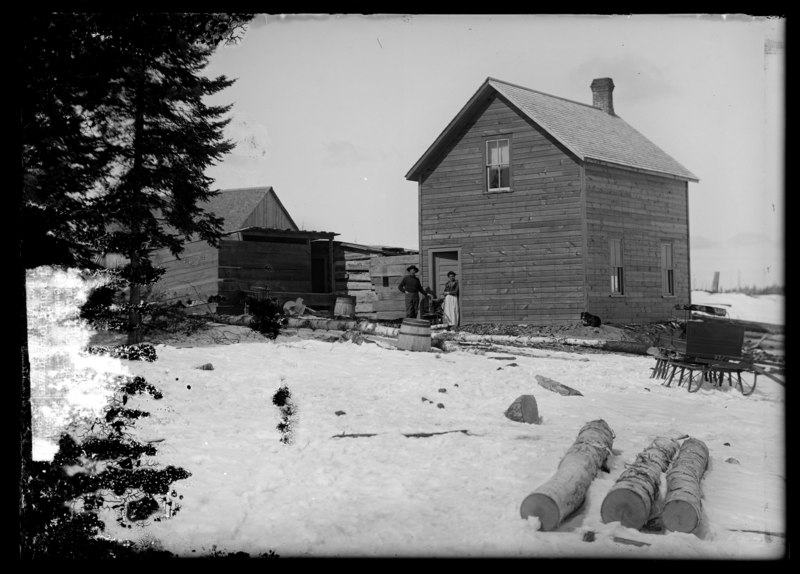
[535,374,583,396]
[662,438,709,533]
[439,332,651,355]
[600,436,680,529]
[519,419,615,530]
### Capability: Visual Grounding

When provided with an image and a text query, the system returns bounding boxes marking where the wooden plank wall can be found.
[370,254,421,320]
[242,192,298,231]
[584,164,690,323]
[149,240,219,305]
[419,94,584,325]
[217,239,312,313]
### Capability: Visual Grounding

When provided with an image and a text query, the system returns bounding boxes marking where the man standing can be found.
[398,265,424,319]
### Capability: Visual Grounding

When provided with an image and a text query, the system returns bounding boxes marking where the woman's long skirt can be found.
[443,294,459,326]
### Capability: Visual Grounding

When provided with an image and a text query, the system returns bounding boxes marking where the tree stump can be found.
[600,436,680,529]
[520,419,615,530]
[662,438,709,533]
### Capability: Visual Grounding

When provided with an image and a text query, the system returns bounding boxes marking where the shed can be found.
[150,187,339,314]
[406,77,699,325]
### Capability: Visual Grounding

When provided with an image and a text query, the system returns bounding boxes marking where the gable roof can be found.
[203,186,299,233]
[406,77,699,183]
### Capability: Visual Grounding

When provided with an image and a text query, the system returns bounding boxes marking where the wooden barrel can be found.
[397,318,431,352]
[334,296,356,318]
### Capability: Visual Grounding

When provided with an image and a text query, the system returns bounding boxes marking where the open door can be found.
[430,250,459,299]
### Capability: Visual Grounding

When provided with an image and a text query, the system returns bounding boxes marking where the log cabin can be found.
[405,77,699,325]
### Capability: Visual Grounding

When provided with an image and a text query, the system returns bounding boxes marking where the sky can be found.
[27,267,785,558]
[202,14,785,291]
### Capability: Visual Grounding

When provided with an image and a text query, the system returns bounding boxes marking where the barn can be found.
[405,77,699,325]
[150,186,339,315]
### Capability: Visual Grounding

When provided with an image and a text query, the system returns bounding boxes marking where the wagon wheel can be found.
[737,372,757,396]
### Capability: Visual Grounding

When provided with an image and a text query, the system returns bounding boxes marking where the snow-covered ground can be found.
[27,270,786,558]
[691,290,784,325]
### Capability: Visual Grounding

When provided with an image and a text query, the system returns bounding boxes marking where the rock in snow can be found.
[505,394,541,424]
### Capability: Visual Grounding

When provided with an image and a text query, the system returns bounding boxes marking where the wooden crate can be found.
[684,320,745,360]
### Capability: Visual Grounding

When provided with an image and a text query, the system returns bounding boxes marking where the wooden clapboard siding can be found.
[583,164,690,323]
[150,240,219,304]
[237,188,298,231]
[151,277,219,304]
[418,94,584,324]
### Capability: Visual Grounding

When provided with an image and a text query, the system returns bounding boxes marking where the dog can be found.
[581,311,602,327]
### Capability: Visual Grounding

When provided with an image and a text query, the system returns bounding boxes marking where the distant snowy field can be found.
[692,290,784,325]
[28,270,786,558]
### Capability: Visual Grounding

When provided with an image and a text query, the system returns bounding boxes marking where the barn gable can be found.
[203,186,299,233]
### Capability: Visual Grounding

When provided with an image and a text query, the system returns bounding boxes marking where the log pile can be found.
[323,243,418,321]
[335,248,378,319]
[600,436,680,529]
[520,419,615,530]
[433,332,650,356]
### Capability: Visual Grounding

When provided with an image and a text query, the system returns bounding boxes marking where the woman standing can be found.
[442,271,460,327]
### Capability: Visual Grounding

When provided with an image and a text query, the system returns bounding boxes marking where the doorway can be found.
[430,250,460,299]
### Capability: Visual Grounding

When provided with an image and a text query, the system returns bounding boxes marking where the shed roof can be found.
[228,227,338,241]
[406,77,699,183]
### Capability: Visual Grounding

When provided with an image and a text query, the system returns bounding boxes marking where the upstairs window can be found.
[486,138,510,192]
[661,242,675,296]
[609,238,624,295]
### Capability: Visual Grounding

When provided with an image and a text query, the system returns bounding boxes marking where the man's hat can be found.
[447,271,456,277]
[407,265,419,272]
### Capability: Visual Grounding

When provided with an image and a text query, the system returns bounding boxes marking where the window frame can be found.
[661,242,675,296]
[609,238,625,296]
[483,136,512,193]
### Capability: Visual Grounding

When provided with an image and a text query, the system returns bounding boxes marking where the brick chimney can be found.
[590,78,615,115]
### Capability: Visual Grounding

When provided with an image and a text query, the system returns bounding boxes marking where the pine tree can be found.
[82,13,252,343]
[18,13,253,555]
[21,13,117,268]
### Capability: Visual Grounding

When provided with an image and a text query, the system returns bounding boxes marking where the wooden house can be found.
[405,77,699,325]
[150,186,338,314]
